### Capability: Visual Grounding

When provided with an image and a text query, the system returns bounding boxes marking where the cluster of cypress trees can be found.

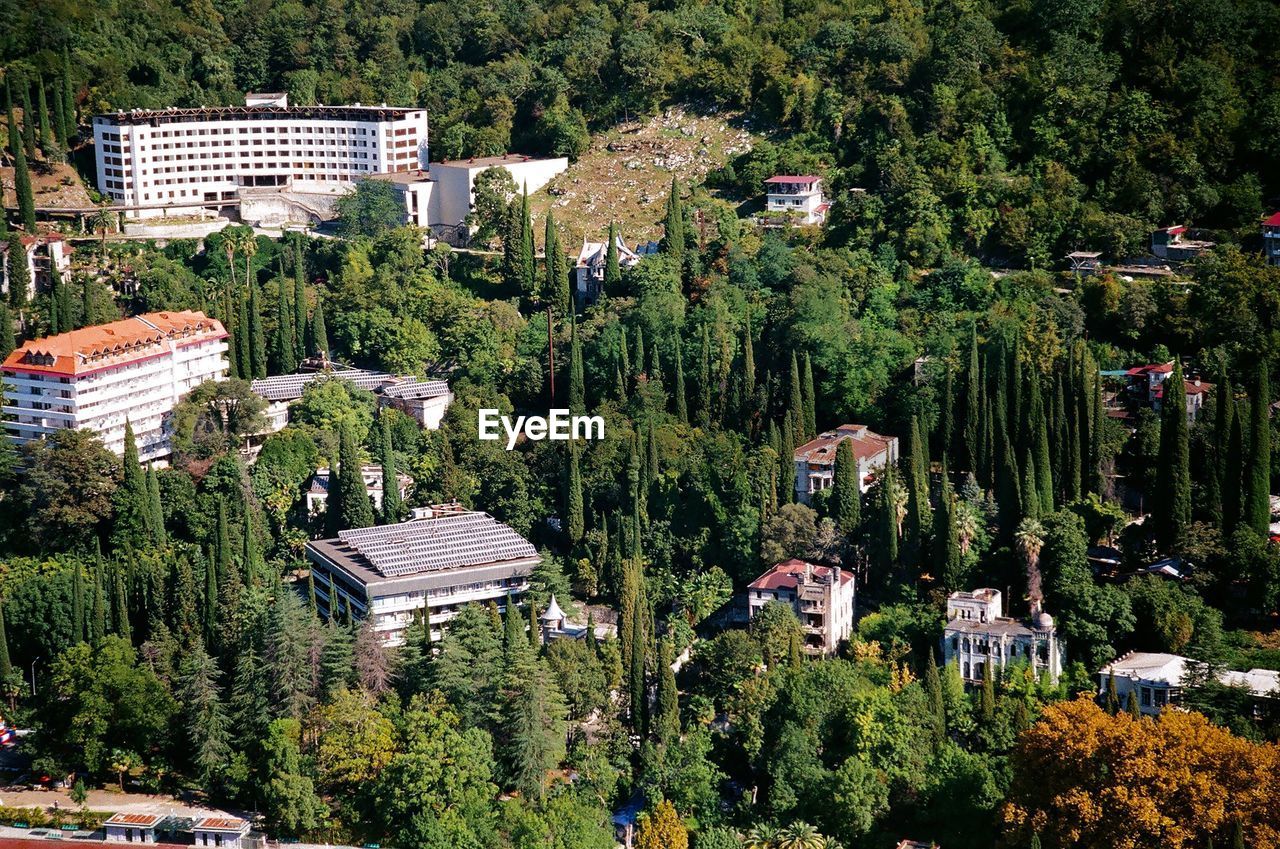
[2,56,76,233]
[223,235,327,380]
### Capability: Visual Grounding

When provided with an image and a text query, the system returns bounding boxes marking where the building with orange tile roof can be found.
[793,424,898,504]
[3,311,228,461]
[747,559,855,655]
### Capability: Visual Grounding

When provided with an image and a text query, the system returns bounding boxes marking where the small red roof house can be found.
[1264,211,1280,267]
[193,816,251,849]
[747,559,855,655]
[1124,362,1211,422]
[104,813,164,844]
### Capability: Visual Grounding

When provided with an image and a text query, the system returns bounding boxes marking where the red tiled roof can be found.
[105,813,163,827]
[794,424,895,465]
[2,311,226,377]
[749,558,852,591]
[1127,362,1174,376]
[1153,380,1212,398]
[1263,212,1280,227]
[764,175,820,183]
[195,817,250,832]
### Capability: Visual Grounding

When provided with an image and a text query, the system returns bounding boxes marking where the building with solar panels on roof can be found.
[304,503,539,645]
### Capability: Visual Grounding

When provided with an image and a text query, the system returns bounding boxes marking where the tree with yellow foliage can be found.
[1003,697,1280,849]
[636,799,688,849]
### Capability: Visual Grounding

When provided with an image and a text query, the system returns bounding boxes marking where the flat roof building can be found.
[92,94,428,219]
[104,813,163,844]
[2,311,228,461]
[193,817,251,849]
[1098,651,1280,716]
[305,504,539,645]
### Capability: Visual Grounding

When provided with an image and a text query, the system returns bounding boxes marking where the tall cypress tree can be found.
[36,77,53,154]
[248,283,266,378]
[654,636,679,744]
[673,335,688,423]
[241,508,260,585]
[1155,360,1192,552]
[309,297,329,357]
[961,325,981,473]
[1223,398,1245,538]
[833,438,860,535]
[663,178,685,260]
[802,353,817,440]
[1207,358,1231,525]
[203,555,218,647]
[71,557,86,644]
[51,77,68,150]
[61,51,76,140]
[546,212,567,316]
[113,420,152,550]
[788,352,804,442]
[566,442,584,546]
[91,552,107,642]
[698,325,712,428]
[146,464,166,545]
[4,82,18,159]
[933,461,962,589]
[236,291,252,380]
[1245,365,1272,535]
[293,241,308,361]
[924,650,946,747]
[1031,371,1055,515]
[13,142,37,233]
[604,221,621,293]
[18,80,35,159]
[938,367,954,462]
[48,264,63,334]
[742,320,757,424]
[113,563,131,642]
[0,603,12,684]
[335,425,375,532]
[903,415,931,569]
[632,325,645,383]
[878,464,899,572]
[275,273,297,374]
[780,417,797,504]
[0,306,13,360]
[569,317,584,413]
[7,234,31,311]
[379,411,402,524]
[519,185,536,299]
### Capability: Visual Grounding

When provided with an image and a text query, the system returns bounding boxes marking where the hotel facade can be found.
[92,93,428,218]
[2,311,229,461]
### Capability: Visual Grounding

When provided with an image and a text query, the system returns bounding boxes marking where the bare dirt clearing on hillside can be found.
[528,107,756,253]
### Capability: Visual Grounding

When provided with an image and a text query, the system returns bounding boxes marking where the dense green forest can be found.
[4,0,1280,266]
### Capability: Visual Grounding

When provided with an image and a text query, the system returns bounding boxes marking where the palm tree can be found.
[778,822,824,849]
[815,838,844,849]
[956,501,980,556]
[1015,517,1046,607]
[743,824,781,849]
[89,208,115,259]
[223,230,239,290]
[241,232,258,290]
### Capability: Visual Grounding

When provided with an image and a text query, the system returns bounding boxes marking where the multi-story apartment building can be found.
[2,311,228,461]
[942,588,1065,685]
[746,559,855,655]
[305,503,540,646]
[92,93,428,218]
[794,424,898,503]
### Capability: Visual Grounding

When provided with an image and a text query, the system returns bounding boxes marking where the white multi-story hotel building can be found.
[305,503,540,645]
[2,311,229,461]
[92,93,428,219]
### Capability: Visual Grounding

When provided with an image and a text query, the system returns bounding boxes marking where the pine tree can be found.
[1245,365,1272,535]
[309,297,329,356]
[833,438,861,534]
[293,241,307,361]
[655,636,679,744]
[663,178,685,260]
[604,221,621,292]
[335,425,374,532]
[546,211,567,316]
[248,283,267,378]
[36,77,53,154]
[275,273,297,373]
[6,234,31,311]
[146,464,166,545]
[566,442,584,546]
[802,353,817,439]
[1155,360,1192,552]
[177,639,232,783]
[569,316,585,413]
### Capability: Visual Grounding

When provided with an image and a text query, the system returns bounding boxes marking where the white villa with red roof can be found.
[1125,362,1211,423]
[793,424,898,504]
[764,175,828,225]
[1263,211,1280,267]
[747,559,855,655]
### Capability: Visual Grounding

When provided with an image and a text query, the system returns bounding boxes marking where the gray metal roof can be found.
[333,511,538,578]
[250,369,395,402]
[379,378,451,400]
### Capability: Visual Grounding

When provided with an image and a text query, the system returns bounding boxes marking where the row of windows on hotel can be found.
[101,124,419,142]
[951,636,1049,661]
[101,138,420,160]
